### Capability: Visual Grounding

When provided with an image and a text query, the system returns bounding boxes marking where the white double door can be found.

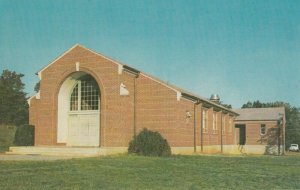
[67,111,100,147]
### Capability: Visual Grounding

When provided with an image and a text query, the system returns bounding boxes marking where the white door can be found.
[67,76,100,147]
[68,112,99,146]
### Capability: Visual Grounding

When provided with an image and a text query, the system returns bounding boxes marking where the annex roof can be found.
[234,107,285,121]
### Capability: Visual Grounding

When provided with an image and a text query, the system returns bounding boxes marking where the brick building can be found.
[22,44,285,156]
[234,108,285,155]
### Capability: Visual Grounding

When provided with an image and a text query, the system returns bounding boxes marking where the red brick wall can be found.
[198,107,236,152]
[29,45,236,148]
[223,114,235,145]
[234,121,278,145]
[30,45,130,146]
[135,74,198,147]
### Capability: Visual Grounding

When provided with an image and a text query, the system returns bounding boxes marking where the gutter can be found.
[221,113,224,153]
[181,93,238,116]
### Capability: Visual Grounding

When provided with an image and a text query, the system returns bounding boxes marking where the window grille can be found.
[70,84,79,111]
[70,76,99,111]
[260,124,266,135]
[213,112,217,134]
[222,115,225,135]
[228,118,232,134]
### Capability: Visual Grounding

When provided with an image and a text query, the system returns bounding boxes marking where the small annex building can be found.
[234,107,285,155]
[13,44,285,156]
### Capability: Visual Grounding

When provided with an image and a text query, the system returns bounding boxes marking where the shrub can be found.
[128,128,171,157]
[0,125,16,152]
[14,124,34,146]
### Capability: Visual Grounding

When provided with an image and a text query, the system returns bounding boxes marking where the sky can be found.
[0,0,299,108]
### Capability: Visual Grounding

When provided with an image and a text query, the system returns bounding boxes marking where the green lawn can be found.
[0,154,299,190]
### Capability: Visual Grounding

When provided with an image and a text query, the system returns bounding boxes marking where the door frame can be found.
[235,124,246,145]
[66,75,101,147]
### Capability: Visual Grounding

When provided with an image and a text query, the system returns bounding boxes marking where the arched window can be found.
[70,76,99,111]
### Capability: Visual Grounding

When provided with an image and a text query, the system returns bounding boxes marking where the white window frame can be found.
[228,118,232,134]
[260,124,266,135]
[202,109,208,133]
[222,115,226,135]
[69,79,100,112]
[213,112,218,134]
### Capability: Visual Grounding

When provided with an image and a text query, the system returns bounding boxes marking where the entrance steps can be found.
[7,146,127,157]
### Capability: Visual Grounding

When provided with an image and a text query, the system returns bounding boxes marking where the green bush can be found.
[14,124,34,146]
[128,128,171,157]
[0,125,16,152]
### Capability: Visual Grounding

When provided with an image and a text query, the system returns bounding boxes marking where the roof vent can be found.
[210,94,220,104]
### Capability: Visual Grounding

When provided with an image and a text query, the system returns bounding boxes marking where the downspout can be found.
[200,105,203,153]
[278,114,284,156]
[194,100,200,153]
[278,125,280,156]
[122,65,140,138]
[133,75,139,137]
[194,103,196,153]
[221,112,223,153]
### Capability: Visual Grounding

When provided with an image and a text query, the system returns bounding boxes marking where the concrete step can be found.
[7,146,102,157]
[7,146,127,157]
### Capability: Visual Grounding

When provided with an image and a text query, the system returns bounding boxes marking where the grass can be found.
[0,154,299,189]
[0,125,16,152]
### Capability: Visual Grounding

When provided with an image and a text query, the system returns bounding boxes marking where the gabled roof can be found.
[37,44,122,76]
[234,107,285,121]
[37,44,238,115]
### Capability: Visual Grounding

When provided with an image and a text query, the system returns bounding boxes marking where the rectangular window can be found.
[222,115,225,135]
[228,118,232,134]
[202,109,208,133]
[260,124,266,135]
[213,112,217,134]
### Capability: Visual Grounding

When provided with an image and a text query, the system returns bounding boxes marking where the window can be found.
[260,124,266,135]
[228,118,232,134]
[202,109,208,133]
[213,112,217,134]
[222,115,225,135]
[80,79,99,110]
[70,84,79,111]
[70,76,100,111]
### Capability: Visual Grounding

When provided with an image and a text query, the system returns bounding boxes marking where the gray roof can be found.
[234,107,285,121]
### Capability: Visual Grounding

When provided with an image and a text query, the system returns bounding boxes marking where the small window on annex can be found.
[260,124,266,135]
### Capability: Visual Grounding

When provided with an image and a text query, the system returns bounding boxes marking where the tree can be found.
[221,103,232,109]
[0,70,28,125]
[242,101,300,149]
[34,81,40,93]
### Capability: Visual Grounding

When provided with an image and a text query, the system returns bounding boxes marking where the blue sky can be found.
[1,0,299,108]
